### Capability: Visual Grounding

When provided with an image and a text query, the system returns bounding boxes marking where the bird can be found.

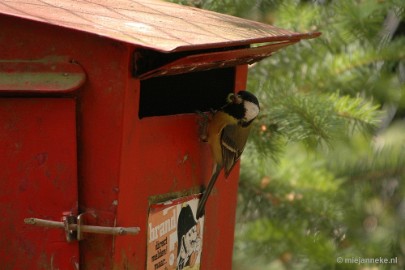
[196,90,260,219]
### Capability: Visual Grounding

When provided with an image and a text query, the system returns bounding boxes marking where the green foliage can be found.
[169,0,405,269]
[251,89,381,153]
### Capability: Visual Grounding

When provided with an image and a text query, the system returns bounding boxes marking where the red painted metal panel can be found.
[0,98,78,269]
[0,14,129,267]
[0,0,320,52]
[113,111,212,268]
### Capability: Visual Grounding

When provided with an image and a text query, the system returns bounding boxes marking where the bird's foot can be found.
[195,110,213,142]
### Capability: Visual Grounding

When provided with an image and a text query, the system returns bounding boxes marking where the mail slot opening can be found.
[138,67,235,118]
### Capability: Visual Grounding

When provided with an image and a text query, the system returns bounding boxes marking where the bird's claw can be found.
[195,110,214,142]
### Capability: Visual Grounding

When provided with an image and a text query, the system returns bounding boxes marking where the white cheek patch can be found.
[244,101,260,121]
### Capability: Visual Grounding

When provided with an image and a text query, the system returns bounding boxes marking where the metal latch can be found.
[24,213,140,242]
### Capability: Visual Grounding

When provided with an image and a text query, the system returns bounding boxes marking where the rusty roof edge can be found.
[143,32,322,53]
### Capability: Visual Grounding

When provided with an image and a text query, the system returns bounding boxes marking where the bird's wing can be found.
[220,124,251,177]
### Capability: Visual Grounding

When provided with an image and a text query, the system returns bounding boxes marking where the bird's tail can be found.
[196,164,222,219]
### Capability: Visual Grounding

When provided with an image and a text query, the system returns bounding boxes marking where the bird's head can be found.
[226,90,260,127]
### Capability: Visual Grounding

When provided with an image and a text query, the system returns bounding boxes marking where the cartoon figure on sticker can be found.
[176,204,202,270]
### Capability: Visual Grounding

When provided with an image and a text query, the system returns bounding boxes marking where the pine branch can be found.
[329,93,382,134]
[251,89,381,152]
[331,144,405,182]
[329,38,405,75]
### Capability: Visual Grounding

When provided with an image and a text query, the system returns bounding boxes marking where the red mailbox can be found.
[0,0,319,269]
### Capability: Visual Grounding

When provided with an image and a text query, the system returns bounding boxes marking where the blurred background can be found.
[170,1,405,269]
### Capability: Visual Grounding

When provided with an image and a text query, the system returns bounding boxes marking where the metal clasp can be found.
[24,212,140,242]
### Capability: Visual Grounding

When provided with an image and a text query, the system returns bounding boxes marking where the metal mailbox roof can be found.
[0,0,319,52]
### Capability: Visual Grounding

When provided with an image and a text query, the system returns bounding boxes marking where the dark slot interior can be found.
[139,67,235,118]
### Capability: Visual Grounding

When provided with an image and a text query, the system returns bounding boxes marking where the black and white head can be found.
[226,90,260,127]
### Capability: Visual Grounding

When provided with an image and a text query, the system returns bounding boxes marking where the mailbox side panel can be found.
[0,99,78,269]
[0,14,131,269]
[113,66,249,269]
